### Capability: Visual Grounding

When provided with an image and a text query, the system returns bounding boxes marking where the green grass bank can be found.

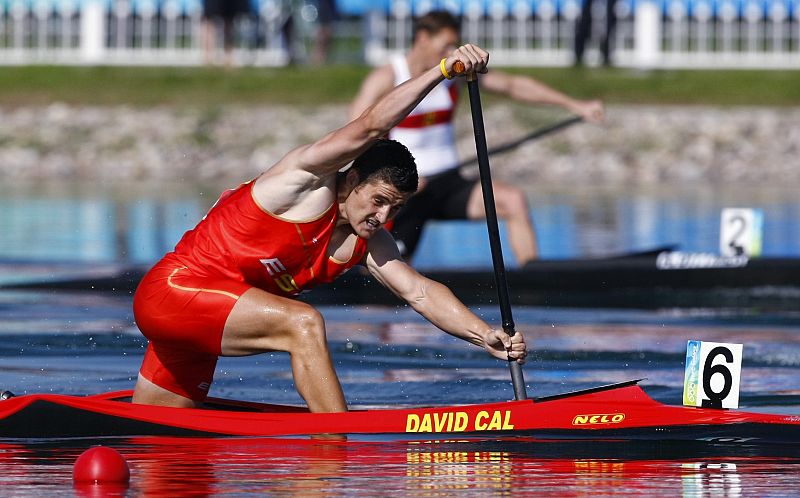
[1,65,799,107]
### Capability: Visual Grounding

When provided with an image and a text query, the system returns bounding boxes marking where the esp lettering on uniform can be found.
[259,258,300,293]
[273,274,299,293]
[260,257,286,275]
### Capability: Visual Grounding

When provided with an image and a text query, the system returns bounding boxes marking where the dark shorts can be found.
[203,0,251,20]
[391,168,477,258]
[316,0,339,23]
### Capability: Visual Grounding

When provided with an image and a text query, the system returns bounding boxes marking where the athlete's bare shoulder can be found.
[364,228,403,268]
[365,63,396,90]
[251,150,335,218]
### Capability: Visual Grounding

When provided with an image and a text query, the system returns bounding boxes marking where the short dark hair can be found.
[413,10,461,39]
[349,139,418,194]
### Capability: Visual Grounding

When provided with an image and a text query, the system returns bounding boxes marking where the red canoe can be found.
[1,380,798,443]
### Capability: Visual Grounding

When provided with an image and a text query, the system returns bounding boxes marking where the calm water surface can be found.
[1,182,800,495]
[1,289,799,496]
[2,182,799,267]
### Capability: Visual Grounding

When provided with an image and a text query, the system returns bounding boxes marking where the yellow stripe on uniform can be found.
[167,267,240,300]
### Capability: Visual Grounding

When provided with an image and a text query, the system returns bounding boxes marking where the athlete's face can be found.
[345,178,409,238]
[417,27,460,67]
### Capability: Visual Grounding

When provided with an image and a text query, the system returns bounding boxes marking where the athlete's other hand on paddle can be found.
[130,40,528,413]
[484,329,527,364]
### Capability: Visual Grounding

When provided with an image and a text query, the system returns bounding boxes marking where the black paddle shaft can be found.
[466,74,527,401]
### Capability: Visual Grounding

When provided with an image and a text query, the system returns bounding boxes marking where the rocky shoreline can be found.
[1,103,797,185]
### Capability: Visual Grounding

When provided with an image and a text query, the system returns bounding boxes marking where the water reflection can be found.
[0,195,202,264]
[2,184,799,268]
[1,437,797,496]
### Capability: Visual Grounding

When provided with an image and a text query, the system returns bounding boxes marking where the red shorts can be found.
[133,255,251,401]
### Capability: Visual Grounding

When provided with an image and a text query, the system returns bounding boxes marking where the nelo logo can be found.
[572,413,625,426]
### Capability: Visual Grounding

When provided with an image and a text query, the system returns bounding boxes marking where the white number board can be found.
[720,208,763,257]
[683,340,743,409]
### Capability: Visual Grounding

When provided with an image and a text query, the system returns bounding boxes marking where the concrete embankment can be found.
[1,104,797,185]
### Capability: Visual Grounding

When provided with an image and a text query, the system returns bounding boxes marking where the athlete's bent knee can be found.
[289,306,327,350]
[498,187,529,217]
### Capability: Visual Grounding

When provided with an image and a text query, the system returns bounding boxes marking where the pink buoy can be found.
[73,446,130,484]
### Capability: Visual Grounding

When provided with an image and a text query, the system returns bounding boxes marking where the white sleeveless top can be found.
[388,54,460,177]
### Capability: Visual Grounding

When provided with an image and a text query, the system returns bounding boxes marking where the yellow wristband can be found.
[440,58,452,80]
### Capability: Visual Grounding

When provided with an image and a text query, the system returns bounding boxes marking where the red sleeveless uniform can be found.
[133,180,368,400]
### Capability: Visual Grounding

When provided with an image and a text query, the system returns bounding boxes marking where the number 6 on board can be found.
[683,340,743,409]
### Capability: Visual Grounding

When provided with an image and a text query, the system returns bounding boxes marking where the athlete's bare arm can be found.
[253,45,489,218]
[364,230,527,363]
[348,64,396,121]
[481,70,604,123]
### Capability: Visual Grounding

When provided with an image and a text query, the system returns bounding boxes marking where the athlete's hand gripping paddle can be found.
[453,61,528,401]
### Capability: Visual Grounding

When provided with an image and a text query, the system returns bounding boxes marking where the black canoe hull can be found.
[3,251,800,308]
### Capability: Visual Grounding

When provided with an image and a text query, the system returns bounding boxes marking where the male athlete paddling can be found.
[132,44,527,412]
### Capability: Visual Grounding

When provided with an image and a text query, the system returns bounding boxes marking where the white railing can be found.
[1,0,798,68]
[0,0,290,65]
[364,0,800,69]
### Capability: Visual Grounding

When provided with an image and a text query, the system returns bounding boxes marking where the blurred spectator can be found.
[574,0,617,66]
[203,0,252,67]
[311,0,339,65]
[350,11,604,266]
